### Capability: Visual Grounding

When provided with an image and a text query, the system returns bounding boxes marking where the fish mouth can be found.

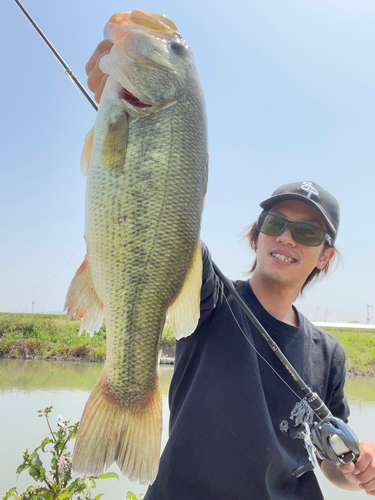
[120,87,152,108]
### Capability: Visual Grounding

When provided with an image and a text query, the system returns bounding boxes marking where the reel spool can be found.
[311,415,360,465]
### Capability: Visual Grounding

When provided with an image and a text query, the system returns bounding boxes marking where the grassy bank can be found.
[324,327,375,376]
[0,312,175,362]
[0,314,374,374]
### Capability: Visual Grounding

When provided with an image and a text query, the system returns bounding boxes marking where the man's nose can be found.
[275,227,296,247]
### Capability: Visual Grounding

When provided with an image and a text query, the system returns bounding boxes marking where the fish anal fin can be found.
[64,255,104,336]
[168,242,202,339]
[72,371,162,484]
[81,127,95,176]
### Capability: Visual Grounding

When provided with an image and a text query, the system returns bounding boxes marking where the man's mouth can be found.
[120,87,151,108]
[271,253,296,263]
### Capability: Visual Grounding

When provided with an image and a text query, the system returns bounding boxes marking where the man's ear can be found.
[316,247,336,270]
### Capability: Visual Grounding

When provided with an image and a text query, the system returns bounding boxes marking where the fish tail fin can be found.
[72,372,162,484]
[64,255,104,336]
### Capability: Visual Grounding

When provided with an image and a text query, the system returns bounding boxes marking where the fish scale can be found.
[65,10,207,483]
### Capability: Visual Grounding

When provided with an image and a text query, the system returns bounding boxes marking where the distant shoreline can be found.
[1,347,375,377]
[1,353,374,377]
[0,313,374,376]
[0,351,176,364]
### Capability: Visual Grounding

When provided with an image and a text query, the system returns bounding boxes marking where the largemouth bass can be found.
[64,10,208,484]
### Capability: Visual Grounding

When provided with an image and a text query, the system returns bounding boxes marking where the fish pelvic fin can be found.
[64,255,104,336]
[72,372,162,484]
[168,242,202,339]
[81,127,94,176]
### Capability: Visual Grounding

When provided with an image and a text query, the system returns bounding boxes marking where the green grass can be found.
[0,312,175,362]
[323,327,375,374]
[0,314,374,374]
[0,313,107,361]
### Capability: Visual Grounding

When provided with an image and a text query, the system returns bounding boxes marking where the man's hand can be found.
[339,441,375,495]
[85,40,114,104]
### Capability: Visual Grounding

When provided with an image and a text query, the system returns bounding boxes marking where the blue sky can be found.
[1,0,374,323]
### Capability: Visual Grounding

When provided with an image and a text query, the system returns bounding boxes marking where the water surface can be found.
[1,359,374,499]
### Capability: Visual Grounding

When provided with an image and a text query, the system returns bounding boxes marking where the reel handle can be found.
[293,460,314,478]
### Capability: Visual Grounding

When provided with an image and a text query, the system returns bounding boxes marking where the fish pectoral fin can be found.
[64,254,104,336]
[168,242,202,339]
[80,127,95,176]
[101,111,129,176]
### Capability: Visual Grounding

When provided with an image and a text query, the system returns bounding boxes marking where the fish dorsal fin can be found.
[81,127,95,176]
[168,242,202,339]
[64,254,104,336]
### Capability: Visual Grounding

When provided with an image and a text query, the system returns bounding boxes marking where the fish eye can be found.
[170,41,186,51]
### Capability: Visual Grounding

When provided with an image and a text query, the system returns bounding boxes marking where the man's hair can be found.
[244,220,339,296]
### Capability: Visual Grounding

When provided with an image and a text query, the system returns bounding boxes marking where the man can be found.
[86,41,375,499]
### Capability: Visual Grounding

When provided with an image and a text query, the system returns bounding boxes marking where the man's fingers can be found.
[354,457,375,484]
[354,441,375,475]
[85,40,113,75]
[339,462,355,475]
[356,477,375,495]
[349,441,375,494]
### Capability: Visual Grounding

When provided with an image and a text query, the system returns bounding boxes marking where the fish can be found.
[64,9,208,484]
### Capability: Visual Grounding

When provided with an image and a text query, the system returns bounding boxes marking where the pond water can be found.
[1,359,374,499]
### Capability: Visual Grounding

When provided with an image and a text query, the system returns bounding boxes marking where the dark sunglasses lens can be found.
[258,214,327,246]
[292,223,324,246]
[259,214,286,235]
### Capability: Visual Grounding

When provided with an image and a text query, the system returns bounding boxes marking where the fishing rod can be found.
[13,0,98,112]
[15,0,360,476]
[213,263,360,476]
[213,263,327,415]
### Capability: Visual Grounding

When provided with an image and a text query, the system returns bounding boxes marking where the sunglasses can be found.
[257,213,332,247]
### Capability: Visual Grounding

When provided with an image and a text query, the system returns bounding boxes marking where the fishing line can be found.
[218,277,354,426]
[218,278,305,404]
[0,243,84,320]
[216,271,360,472]
[68,74,99,112]
[212,262,331,419]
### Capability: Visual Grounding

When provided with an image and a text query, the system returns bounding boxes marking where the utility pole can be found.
[365,304,373,324]
[32,301,35,314]
[325,306,330,322]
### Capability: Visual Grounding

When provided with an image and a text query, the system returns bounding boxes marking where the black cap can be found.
[259,181,340,241]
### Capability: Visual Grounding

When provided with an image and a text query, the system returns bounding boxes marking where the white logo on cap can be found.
[300,181,319,199]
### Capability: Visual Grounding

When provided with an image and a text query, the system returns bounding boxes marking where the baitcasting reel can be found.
[291,414,360,477]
